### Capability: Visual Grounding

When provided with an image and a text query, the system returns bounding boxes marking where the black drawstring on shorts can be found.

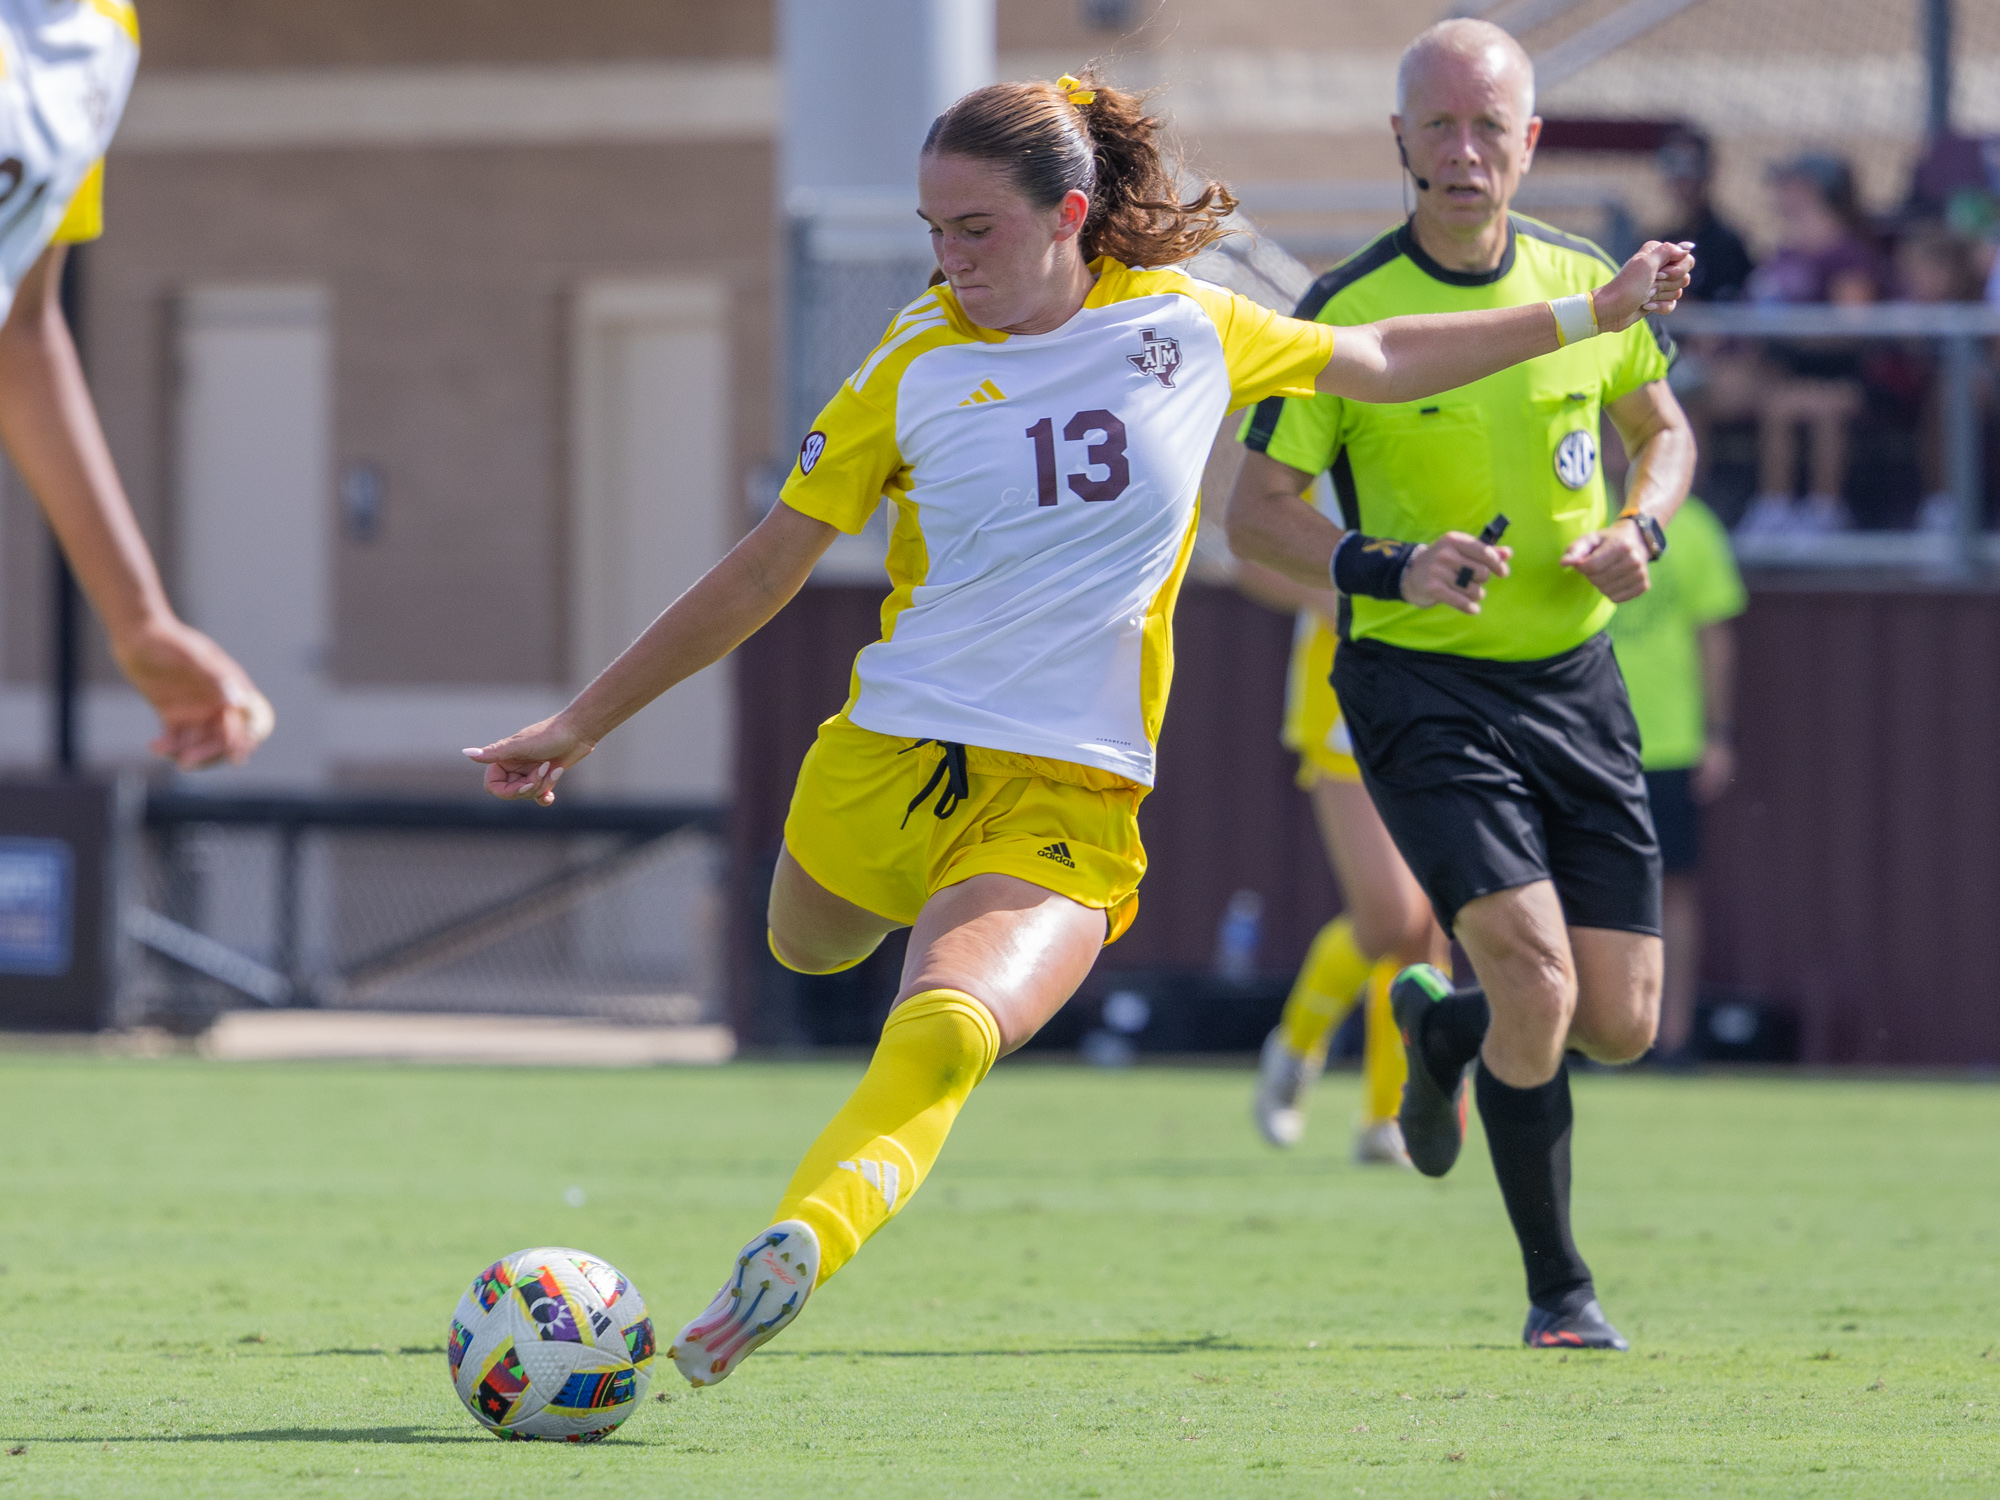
[898,739,969,827]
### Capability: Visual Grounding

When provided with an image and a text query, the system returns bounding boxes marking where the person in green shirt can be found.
[1229,18,1697,1352]
[1606,497,1745,1060]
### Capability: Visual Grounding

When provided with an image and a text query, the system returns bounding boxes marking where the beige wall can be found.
[83,141,773,688]
[134,0,772,68]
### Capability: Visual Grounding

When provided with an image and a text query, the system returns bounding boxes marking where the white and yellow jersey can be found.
[0,0,138,322]
[781,257,1336,785]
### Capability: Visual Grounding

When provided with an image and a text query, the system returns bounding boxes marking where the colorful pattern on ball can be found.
[623,1317,656,1366]
[552,1367,636,1411]
[473,1343,530,1425]
[447,1247,652,1442]
[516,1266,584,1343]
[470,1259,515,1312]
[575,1257,628,1309]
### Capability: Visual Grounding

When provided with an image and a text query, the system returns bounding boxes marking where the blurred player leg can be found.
[1259,769,1443,1153]
[674,870,1101,1387]
[1352,961,1413,1165]
[1257,914,1369,1146]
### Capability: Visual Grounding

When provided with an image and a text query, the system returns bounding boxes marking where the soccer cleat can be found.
[1351,1118,1413,1168]
[1390,964,1470,1178]
[1253,1027,1321,1148]
[669,1220,820,1388]
[1523,1297,1630,1351]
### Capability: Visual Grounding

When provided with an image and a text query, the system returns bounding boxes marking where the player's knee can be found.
[1352,898,1429,966]
[1587,1005,1659,1065]
[768,925,876,976]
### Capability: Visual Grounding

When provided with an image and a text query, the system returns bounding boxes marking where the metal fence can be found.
[1664,301,2000,567]
[126,792,726,1028]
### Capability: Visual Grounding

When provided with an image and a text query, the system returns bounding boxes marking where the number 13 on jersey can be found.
[1025,410,1130,506]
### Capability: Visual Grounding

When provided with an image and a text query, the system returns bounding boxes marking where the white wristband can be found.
[1549,293,1599,348]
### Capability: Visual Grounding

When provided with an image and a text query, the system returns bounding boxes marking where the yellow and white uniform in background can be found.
[0,0,138,318]
[778,257,1335,947]
[1280,474,1360,788]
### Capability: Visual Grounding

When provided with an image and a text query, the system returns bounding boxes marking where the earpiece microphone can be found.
[1397,138,1430,191]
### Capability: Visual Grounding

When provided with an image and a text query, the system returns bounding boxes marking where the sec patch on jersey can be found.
[799,430,827,474]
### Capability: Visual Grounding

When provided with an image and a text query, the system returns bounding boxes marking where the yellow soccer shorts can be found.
[782,712,1148,946]
[1282,613,1362,789]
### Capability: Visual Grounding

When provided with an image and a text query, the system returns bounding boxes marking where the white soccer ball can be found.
[447,1247,655,1442]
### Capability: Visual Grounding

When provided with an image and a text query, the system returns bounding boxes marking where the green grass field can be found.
[0,1051,1995,1498]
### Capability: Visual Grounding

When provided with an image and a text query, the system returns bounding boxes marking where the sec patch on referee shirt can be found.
[1554,428,1597,489]
[799,430,828,474]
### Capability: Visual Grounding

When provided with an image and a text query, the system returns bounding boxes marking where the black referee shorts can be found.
[1332,632,1662,937]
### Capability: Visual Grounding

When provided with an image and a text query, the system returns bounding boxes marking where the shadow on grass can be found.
[287,1347,443,1358]
[766,1336,1261,1358]
[21,1429,486,1445]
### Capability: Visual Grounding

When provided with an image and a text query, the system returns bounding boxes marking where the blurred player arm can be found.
[1560,380,1697,604]
[1225,449,1510,618]
[0,243,270,768]
[469,501,840,803]
[1316,242,1693,405]
[1233,552,1337,626]
[1694,619,1737,803]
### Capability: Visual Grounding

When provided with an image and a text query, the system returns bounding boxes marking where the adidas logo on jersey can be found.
[1036,841,1077,868]
[958,379,1007,406]
[836,1158,901,1210]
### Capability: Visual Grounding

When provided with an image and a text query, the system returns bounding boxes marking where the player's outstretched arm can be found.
[1316,241,1695,406]
[467,501,839,804]
[0,245,272,769]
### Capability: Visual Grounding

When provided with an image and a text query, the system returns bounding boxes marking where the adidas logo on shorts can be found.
[1036,841,1076,868]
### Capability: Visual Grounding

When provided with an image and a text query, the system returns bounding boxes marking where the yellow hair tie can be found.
[1056,74,1097,107]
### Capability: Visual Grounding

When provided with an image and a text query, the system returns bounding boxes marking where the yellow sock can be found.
[1361,960,1408,1125]
[770,988,1000,1286]
[1278,916,1371,1057]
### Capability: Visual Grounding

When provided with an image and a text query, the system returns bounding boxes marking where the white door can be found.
[175,283,332,788]
[570,278,732,800]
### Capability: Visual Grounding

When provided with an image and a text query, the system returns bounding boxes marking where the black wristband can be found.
[1332,533,1418,601]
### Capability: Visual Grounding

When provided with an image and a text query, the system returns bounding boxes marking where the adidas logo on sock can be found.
[958,379,1007,406]
[1036,841,1076,868]
[836,1158,901,1210]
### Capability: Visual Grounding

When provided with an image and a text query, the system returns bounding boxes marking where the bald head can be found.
[1398,19,1535,122]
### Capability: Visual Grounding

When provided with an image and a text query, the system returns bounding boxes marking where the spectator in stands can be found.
[1654,127,1758,524]
[1895,221,1996,531]
[1656,127,1753,302]
[1737,154,1891,537]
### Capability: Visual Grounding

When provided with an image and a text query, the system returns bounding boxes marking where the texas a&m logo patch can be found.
[1126,328,1181,389]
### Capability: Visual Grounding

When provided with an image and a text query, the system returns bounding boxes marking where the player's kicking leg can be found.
[671,865,1102,1387]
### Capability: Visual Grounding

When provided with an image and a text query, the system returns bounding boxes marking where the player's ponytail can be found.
[922,71,1236,270]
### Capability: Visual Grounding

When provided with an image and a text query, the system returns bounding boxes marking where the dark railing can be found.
[138,791,724,1009]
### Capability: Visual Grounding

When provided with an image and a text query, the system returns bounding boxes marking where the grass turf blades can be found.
[0,1054,1995,1497]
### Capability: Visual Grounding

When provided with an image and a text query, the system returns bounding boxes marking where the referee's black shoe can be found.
[1523,1297,1630,1351]
[1389,964,1468,1178]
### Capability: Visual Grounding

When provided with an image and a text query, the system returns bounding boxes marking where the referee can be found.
[1228,19,1696,1351]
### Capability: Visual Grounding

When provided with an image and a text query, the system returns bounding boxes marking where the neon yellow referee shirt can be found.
[1241,216,1672,662]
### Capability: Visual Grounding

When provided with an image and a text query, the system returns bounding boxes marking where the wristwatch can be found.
[1620,507,1667,561]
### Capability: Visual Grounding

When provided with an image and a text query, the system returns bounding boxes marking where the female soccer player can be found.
[467,72,1690,1388]
[0,0,270,768]
[1235,554,1445,1161]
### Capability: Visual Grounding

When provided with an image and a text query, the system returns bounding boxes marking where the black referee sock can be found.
[1419,987,1489,1091]
[1475,1059,1595,1314]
